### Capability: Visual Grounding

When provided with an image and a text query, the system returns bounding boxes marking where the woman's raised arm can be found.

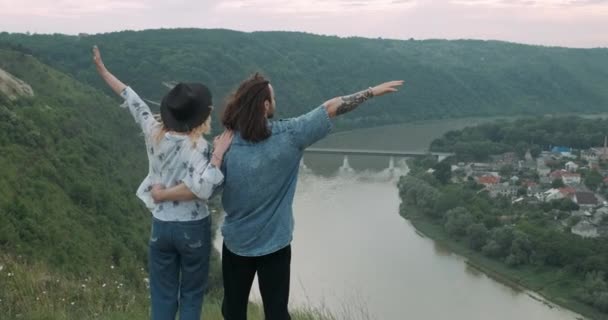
[92,45,126,96]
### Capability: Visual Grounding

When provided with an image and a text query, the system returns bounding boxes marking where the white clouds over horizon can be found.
[215,0,417,13]
[1,0,606,47]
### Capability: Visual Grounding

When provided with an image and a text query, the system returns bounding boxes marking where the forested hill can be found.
[1,29,608,129]
[0,47,149,278]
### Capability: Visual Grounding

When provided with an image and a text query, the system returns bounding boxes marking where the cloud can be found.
[0,0,148,17]
[215,0,417,14]
[0,0,605,47]
[451,0,608,8]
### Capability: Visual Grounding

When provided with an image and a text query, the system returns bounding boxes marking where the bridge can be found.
[301,148,454,175]
[304,148,454,161]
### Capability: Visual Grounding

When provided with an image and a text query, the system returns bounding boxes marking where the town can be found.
[448,139,608,238]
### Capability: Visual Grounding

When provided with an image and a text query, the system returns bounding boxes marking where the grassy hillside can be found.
[1,29,607,130]
[0,47,151,276]
[0,46,155,317]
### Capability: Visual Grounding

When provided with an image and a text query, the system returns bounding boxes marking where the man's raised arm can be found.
[323,80,404,118]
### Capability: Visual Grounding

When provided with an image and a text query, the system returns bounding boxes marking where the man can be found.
[153,73,404,319]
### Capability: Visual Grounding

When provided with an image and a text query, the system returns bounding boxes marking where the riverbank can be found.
[401,207,605,320]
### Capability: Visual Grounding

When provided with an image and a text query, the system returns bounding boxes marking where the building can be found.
[552,146,571,154]
[551,170,581,185]
[574,192,599,208]
[477,175,501,187]
[565,161,579,172]
[537,164,551,177]
[488,183,519,198]
[549,170,564,181]
[571,220,599,238]
[539,188,565,202]
[562,173,581,185]
[582,150,599,162]
[589,136,608,161]
[471,163,494,172]
[559,187,576,200]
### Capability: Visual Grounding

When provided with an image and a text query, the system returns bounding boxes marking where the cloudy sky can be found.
[2,0,606,47]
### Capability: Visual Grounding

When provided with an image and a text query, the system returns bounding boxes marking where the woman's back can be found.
[121,87,221,222]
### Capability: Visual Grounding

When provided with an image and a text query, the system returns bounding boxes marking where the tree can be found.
[482,240,502,258]
[444,207,474,238]
[506,231,533,267]
[499,165,514,178]
[576,271,608,312]
[552,178,565,189]
[482,226,514,258]
[585,170,603,191]
[433,188,464,216]
[530,145,542,158]
[467,223,489,251]
[433,160,452,185]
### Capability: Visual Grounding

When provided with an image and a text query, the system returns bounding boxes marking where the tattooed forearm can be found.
[335,88,374,116]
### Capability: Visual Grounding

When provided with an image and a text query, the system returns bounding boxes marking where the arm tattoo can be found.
[336,88,374,116]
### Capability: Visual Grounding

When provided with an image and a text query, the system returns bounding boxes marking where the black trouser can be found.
[222,243,292,320]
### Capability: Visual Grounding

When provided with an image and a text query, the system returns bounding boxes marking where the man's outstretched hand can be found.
[371,80,404,97]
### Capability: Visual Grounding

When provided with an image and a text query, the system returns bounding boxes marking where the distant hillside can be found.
[0,47,149,278]
[1,29,608,129]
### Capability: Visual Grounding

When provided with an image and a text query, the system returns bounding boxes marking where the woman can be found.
[92,45,233,320]
[152,73,403,320]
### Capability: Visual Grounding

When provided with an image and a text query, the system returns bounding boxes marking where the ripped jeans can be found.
[149,216,211,320]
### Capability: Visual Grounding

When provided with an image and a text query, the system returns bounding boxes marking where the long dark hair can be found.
[222,73,272,143]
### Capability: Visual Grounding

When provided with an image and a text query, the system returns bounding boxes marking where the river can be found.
[216,117,586,320]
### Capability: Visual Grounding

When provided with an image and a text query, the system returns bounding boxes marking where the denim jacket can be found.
[220,106,333,256]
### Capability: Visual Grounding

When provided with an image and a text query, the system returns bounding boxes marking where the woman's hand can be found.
[92,45,106,73]
[151,184,166,203]
[370,80,404,97]
[211,130,234,166]
[91,45,126,96]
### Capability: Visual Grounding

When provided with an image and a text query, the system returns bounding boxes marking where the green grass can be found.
[401,207,607,320]
[0,254,341,320]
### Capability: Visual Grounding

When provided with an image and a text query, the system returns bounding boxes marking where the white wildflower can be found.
[42,291,47,295]
[143,278,149,284]
[70,301,75,306]
[7,272,13,277]
[81,284,86,289]
[102,283,106,288]
[110,265,115,270]
[0,265,3,272]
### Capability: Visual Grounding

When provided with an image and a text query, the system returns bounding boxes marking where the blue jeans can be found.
[149,217,211,320]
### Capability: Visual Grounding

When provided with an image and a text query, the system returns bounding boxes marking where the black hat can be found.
[160,83,213,133]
